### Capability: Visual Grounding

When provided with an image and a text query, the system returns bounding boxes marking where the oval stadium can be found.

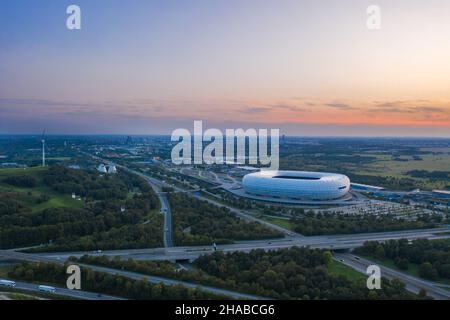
[242,170,350,201]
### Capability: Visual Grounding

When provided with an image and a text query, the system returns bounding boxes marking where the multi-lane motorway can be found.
[77,263,266,300]
[0,280,124,300]
[334,253,450,300]
[32,227,450,262]
[159,192,173,248]
[2,226,449,299]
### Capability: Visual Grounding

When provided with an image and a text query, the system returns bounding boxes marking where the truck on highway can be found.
[38,285,56,293]
[0,279,16,287]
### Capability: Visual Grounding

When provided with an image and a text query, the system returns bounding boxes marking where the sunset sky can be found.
[1,0,450,136]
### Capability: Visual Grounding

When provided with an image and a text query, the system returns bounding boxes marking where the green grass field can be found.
[262,216,295,231]
[0,166,84,211]
[328,261,366,284]
[349,152,450,189]
[46,157,72,161]
[0,265,12,278]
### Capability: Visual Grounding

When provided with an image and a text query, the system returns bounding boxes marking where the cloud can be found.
[324,102,355,110]
[369,100,449,115]
[239,106,271,114]
[238,102,307,114]
[268,103,306,112]
[0,97,169,117]
[413,106,446,113]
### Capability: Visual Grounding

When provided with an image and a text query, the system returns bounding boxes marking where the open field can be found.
[0,167,84,211]
[45,157,72,161]
[328,260,367,284]
[261,216,295,231]
[359,154,450,176]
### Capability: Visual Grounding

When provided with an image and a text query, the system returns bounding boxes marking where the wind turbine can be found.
[41,129,46,167]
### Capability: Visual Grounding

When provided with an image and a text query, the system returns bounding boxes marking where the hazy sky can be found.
[1,0,450,136]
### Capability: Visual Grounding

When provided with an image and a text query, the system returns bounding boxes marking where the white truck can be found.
[38,285,56,293]
[0,279,16,287]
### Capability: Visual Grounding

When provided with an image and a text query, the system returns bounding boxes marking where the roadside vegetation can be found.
[8,262,222,300]
[354,238,450,284]
[168,193,283,246]
[73,247,419,300]
[290,211,440,236]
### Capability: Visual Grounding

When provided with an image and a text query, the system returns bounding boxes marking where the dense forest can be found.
[8,262,222,300]
[354,238,450,281]
[0,166,162,250]
[290,212,437,236]
[168,193,283,246]
[194,248,418,299]
[74,247,419,300]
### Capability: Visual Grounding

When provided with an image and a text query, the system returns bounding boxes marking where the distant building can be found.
[107,165,117,174]
[97,163,117,174]
[97,164,107,173]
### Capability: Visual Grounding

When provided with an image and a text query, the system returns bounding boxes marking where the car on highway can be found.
[0,279,16,288]
[354,256,360,260]
[38,285,56,293]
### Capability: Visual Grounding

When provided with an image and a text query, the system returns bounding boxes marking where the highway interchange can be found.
[2,158,450,300]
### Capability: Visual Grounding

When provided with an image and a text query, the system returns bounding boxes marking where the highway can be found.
[0,279,124,300]
[77,263,267,300]
[27,227,450,262]
[159,191,173,248]
[0,250,265,300]
[333,253,450,300]
[95,156,298,239]
[97,160,175,248]
[144,171,300,238]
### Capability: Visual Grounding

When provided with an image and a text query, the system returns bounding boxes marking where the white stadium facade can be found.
[242,170,350,201]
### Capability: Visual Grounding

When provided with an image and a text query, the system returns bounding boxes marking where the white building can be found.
[242,170,350,200]
[107,165,117,174]
[97,164,117,174]
[97,164,107,173]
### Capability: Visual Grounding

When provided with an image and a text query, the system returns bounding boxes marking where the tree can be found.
[322,251,333,267]
[374,245,386,260]
[418,288,427,299]
[419,262,438,280]
[395,257,409,270]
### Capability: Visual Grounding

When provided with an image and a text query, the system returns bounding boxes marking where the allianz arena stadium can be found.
[242,170,350,201]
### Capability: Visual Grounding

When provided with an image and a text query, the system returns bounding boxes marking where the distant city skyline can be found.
[1,0,450,136]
